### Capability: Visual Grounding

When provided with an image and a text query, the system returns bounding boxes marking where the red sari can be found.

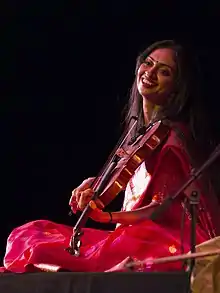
[1,125,220,273]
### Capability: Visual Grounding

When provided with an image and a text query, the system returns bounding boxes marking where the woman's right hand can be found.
[69,177,105,213]
[69,177,95,212]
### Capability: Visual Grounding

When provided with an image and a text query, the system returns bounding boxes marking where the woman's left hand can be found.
[89,201,111,223]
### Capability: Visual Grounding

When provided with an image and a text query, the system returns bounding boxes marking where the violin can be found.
[67,119,170,256]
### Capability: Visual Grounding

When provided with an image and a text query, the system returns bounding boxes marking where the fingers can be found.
[89,200,97,210]
[105,257,134,272]
[78,189,94,210]
[78,177,95,192]
[69,189,93,210]
[69,177,95,206]
[70,177,106,211]
[69,190,77,206]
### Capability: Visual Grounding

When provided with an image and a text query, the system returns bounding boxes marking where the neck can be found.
[142,98,160,125]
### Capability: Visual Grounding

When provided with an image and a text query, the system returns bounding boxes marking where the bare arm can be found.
[108,201,159,225]
[89,200,159,224]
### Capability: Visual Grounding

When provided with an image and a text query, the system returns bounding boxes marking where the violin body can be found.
[94,120,170,208]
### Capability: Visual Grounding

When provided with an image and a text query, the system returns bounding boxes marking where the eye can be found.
[159,68,171,76]
[143,60,152,67]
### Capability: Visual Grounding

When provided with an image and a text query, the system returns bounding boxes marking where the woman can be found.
[2,40,220,273]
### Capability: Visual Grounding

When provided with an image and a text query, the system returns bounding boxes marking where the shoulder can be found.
[163,121,191,149]
[154,121,194,173]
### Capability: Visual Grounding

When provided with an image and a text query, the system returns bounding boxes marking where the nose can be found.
[146,66,157,80]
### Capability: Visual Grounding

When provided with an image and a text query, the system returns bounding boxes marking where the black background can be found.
[1,1,220,263]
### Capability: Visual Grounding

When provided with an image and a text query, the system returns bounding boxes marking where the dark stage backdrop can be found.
[1,1,220,263]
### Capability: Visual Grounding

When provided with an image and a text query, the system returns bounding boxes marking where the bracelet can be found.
[108,212,112,223]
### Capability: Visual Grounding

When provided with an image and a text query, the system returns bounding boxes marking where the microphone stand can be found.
[150,144,220,290]
[150,144,220,220]
[188,191,199,276]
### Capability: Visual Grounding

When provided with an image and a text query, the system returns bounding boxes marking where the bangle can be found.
[108,212,112,223]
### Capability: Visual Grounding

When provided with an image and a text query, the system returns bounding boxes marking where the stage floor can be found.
[0,271,189,293]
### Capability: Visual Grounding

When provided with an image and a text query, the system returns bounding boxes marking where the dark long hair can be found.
[124,40,208,151]
[124,40,220,202]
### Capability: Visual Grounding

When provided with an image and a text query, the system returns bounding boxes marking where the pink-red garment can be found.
[1,126,220,273]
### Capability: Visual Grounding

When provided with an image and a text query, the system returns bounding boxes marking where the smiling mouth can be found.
[141,76,157,87]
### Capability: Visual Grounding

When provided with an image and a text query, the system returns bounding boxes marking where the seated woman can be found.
[1,40,220,273]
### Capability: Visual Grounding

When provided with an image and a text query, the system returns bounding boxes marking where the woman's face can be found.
[137,48,177,105]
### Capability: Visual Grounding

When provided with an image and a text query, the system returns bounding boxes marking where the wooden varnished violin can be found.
[67,119,170,256]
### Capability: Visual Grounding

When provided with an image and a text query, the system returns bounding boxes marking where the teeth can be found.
[142,77,153,86]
